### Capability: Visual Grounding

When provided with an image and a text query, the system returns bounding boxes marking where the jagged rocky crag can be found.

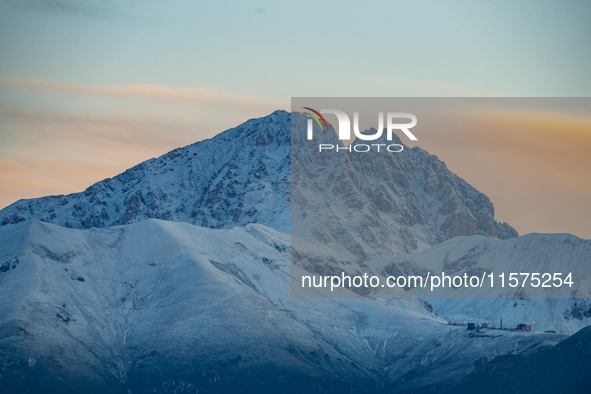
[290,112,517,260]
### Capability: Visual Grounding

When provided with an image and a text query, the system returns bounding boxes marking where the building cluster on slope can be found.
[447,319,532,332]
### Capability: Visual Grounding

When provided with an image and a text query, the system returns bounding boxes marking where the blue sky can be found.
[0,0,590,236]
[2,0,590,97]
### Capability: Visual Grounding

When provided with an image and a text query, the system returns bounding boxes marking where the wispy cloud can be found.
[0,78,282,112]
[0,104,205,209]
[6,0,113,17]
[0,105,187,150]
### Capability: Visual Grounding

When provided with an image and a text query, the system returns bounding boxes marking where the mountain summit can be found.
[0,110,516,259]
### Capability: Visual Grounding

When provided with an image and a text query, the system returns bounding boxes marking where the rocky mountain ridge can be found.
[0,110,516,260]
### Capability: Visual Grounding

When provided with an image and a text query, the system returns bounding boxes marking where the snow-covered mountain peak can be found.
[1,110,588,393]
[0,110,516,260]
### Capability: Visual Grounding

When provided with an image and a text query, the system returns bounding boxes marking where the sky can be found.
[0,0,590,238]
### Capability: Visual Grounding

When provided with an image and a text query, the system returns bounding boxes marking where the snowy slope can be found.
[0,220,563,393]
[365,233,591,334]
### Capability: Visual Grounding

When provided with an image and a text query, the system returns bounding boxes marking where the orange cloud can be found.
[0,158,115,205]
[0,78,284,112]
[0,105,186,150]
